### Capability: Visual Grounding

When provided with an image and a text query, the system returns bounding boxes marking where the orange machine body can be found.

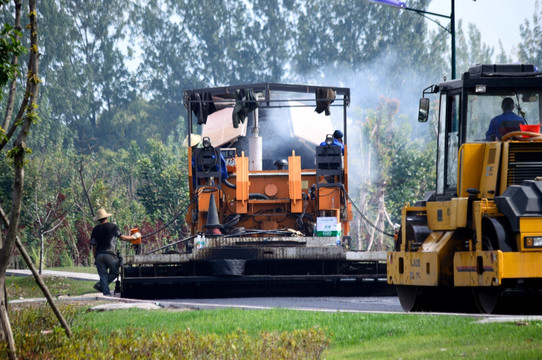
[184,84,352,240]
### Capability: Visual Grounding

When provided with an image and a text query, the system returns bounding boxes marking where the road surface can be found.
[157,296,404,313]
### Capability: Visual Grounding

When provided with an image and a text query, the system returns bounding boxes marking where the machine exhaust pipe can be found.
[249,108,262,170]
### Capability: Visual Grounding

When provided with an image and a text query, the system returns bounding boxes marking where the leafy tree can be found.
[250,0,295,82]
[425,27,450,80]
[0,1,24,132]
[289,1,336,78]
[0,154,11,208]
[349,97,434,250]
[0,0,40,356]
[131,0,198,117]
[291,0,436,80]
[495,41,512,64]
[455,20,494,75]
[518,0,542,67]
[95,97,183,151]
[174,0,254,86]
[66,146,145,228]
[37,0,134,144]
[22,147,74,272]
[26,94,73,153]
[39,144,148,266]
[136,138,189,237]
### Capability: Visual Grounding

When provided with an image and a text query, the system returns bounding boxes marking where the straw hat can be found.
[93,208,112,221]
[182,133,202,147]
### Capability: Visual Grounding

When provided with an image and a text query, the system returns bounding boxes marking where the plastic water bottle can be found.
[201,234,206,248]
[196,234,202,249]
[336,235,341,247]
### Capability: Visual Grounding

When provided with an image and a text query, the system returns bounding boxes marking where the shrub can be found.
[0,304,330,359]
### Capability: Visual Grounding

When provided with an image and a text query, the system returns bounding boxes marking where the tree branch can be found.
[42,216,65,235]
[78,158,95,217]
[1,0,22,132]
[0,204,72,338]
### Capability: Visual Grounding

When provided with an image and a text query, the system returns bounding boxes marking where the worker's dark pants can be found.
[95,253,120,295]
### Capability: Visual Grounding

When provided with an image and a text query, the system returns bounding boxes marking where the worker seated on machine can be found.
[485,97,526,141]
[317,131,344,183]
[319,129,344,154]
[189,135,228,187]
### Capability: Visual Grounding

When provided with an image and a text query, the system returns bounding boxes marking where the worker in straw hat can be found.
[182,133,203,147]
[90,208,141,296]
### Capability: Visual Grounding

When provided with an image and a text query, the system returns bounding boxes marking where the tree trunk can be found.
[0,279,16,360]
[78,160,95,218]
[366,212,380,251]
[39,232,44,274]
[375,186,386,251]
[15,237,72,338]
[67,228,80,266]
[0,144,24,360]
[355,212,362,251]
[0,2,39,357]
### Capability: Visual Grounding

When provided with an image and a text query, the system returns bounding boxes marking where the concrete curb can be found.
[9,292,177,312]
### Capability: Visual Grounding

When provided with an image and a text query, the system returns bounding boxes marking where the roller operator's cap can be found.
[93,208,112,221]
[182,133,202,147]
[333,130,343,140]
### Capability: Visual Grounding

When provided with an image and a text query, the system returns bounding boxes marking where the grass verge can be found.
[48,266,97,274]
[6,275,98,301]
[4,272,542,359]
[76,307,542,359]
[4,302,542,359]
[5,303,330,359]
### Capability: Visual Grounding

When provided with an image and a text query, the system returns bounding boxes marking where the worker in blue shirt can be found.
[486,97,525,141]
[320,130,344,154]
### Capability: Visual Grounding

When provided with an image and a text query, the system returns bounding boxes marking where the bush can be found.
[0,304,330,359]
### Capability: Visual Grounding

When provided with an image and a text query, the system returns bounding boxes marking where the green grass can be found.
[6,304,330,359]
[6,275,98,300]
[5,275,542,359]
[74,307,542,359]
[7,266,101,301]
[47,266,97,274]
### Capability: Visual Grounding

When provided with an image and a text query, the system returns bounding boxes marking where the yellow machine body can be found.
[388,197,542,288]
[387,64,542,313]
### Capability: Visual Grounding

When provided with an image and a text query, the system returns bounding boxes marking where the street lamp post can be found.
[369,0,456,79]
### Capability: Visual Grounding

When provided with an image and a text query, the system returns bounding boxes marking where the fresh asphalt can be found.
[8,269,542,323]
[7,269,403,312]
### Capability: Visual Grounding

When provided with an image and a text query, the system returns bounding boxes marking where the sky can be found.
[426,0,538,61]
